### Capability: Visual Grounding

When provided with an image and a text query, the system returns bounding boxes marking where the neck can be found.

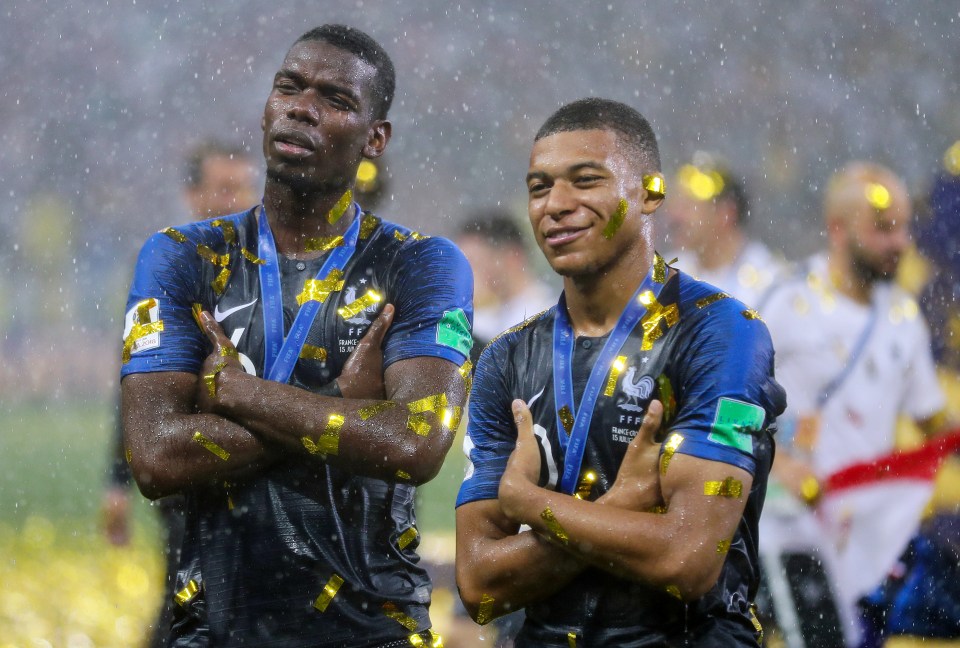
[262,178,354,257]
[826,251,872,305]
[563,248,653,337]
[697,228,745,271]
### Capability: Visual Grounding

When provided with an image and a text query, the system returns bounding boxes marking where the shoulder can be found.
[367,215,470,271]
[483,307,554,357]
[676,271,766,335]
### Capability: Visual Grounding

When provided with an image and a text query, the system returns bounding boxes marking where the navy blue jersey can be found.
[121,206,473,647]
[457,266,785,647]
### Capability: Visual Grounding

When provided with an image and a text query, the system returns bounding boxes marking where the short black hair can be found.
[535,98,661,174]
[458,210,527,249]
[294,24,396,120]
[183,139,251,188]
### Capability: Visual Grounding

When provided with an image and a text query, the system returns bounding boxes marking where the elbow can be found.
[455,573,496,625]
[129,460,178,500]
[393,432,451,486]
[647,551,724,602]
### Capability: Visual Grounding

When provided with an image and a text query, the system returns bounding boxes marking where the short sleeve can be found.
[120,229,208,378]
[903,315,946,421]
[383,236,475,367]
[456,340,515,507]
[668,301,786,476]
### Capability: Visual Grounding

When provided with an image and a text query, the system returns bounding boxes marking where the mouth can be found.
[543,225,590,248]
[272,128,318,157]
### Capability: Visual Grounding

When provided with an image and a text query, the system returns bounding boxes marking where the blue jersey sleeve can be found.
[383,236,474,367]
[120,228,208,378]
[456,339,515,507]
[667,300,785,476]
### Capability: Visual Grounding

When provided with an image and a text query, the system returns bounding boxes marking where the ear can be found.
[640,172,666,214]
[362,120,392,159]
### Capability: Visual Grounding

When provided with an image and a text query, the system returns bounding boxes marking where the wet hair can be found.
[534,98,661,174]
[458,211,527,249]
[294,24,396,120]
[183,140,251,188]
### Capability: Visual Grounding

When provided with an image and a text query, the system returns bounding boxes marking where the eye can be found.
[574,175,602,186]
[527,181,550,197]
[274,78,298,94]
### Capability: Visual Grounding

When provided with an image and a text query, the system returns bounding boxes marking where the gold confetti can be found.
[359,214,380,239]
[749,603,764,643]
[660,433,684,475]
[299,344,327,361]
[603,355,627,397]
[122,298,164,363]
[440,406,463,430]
[458,360,473,392]
[161,227,187,243]
[191,303,203,328]
[241,248,266,265]
[653,251,667,283]
[476,594,495,625]
[409,634,425,647]
[574,471,597,500]
[338,290,383,320]
[192,431,230,461]
[696,292,730,309]
[396,469,412,480]
[865,182,891,210]
[212,267,232,296]
[302,414,344,456]
[313,574,344,612]
[704,478,743,498]
[174,579,200,606]
[219,346,238,358]
[717,538,732,553]
[568,632,578,648]
[540,507,569,545]
[211,219,236,245]
[297,269,345,305]
[657,374,676,424]
[406,413,432,437]
[638,291,680,350]
[327,190,353,224]
[648,504,668,514]
[125,447,133,463]
[359,401,397,420]
[305,235,344,252]
[558,405,574,434]
[224,480,235,511]
[397,526,419,550]
[394,230,409,242]
[601,198,628,239]
[741,309,762,321]
[643,174,666,198]
[383,602,419,631]
[203,360,227,398]
[408,631,445,648]
[407,393,448,415]
[196,244,229,266]
[665,585,682,600]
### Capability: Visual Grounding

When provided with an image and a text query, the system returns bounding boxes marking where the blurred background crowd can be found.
[2,1,960,646]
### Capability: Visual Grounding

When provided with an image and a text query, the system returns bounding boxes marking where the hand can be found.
[498,399,541,521]
[336,304,395,399]
[101,486,131,546]
[603,400,664,511]
[772,453,821,507]
[195,310,244,413]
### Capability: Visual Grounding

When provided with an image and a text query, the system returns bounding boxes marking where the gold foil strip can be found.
[122,319,164,363]
[540,507,569,545]
[568,632,578,648]
[224,480,235,511]
[327,189,353,224]
[192,431,230,461]
[601,198,629,240]
[313,574,344,612]
[220,346,238,358]
[397,526,419,550]
[660,433,684,475]
[359,401,397,420]
[409,231,427,241]
[241,248,266,265]
[749,603,764,643]
[458,360,474,392]
[643,174,667,198]
[211,219,236,245]
[407,413,432,437]
[409,631,444,648]
[648,504,668,514]
[191,303,203,329]
[742,309,762,321]
[657,374,676,424]
[574,470,597,500]
[161,227,187,243]
[638,291,680,351]
[603,355,628,397]
[125,447,133,463]
[300,344,328,361]
[476,594,495,625]
[558,405,574,434]
[695,292,730,309]
[396,469,412,480]
[338,290,383,320]
[203,360,227,398]
[359,214,379,239]
[704,477,743,498]
[302,414,344,456]
[196,244,229,266]
[383,602,419,631]
[665,585,682,600]
[717,538,732,553]
[305,235,344,253]
[440,406,463,430]
[409,634,424,648]
[653,251,667,284]
[296,269,345,305]
[174,579,200,606]
[407,393,449,415]
[212,267,232,295]
[394,230,409,242]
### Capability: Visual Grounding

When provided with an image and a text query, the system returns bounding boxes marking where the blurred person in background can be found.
[455,212,556,363]
[120,24,472,646]
[100,139,258,648]
[664,152,785,308]
[761,161,947,647]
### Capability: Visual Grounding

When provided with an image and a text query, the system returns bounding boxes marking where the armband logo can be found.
[123,298,162,357]
[436,308,473,356]
[708,397,765,455]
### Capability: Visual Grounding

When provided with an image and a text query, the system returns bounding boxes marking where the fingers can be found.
[631,399,664,449]
[199,310,236,352]
[360,304,394,347]
[511,399,533,440]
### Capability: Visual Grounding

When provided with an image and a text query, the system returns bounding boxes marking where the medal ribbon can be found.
[257,203,361,383]
[552,260,668,494]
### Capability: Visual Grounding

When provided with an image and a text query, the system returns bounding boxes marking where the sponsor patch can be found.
[123,298,161,356]
[708,397,765,455]
[436,308,473,356]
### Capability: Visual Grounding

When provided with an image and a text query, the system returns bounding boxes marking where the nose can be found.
[286,92,319,126]
[543,181,577,220]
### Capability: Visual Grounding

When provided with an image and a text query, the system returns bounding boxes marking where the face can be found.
[845,192,911,283]
[186,155,259,219]
[261,40,390,191]
[526,129,660,277]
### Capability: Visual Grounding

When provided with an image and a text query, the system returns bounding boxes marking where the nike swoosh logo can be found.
[213,298,258,322]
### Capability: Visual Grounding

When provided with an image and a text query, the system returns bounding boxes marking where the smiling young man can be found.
[455,98,785,647]
[121,25,472,647]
